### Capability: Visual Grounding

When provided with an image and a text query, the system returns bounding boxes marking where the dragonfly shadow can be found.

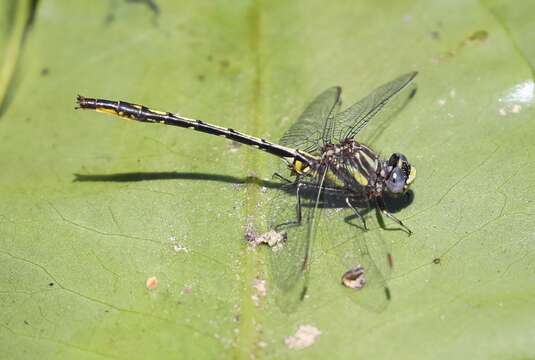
[73,171,414,232]
[73,171,282,189]
[383,190,414,214]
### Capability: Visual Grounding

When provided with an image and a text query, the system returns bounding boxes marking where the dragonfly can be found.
[76,71,418,309]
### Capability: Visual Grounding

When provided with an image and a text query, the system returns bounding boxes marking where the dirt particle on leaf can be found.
[498,103,523,116]
[244,224,286,251]
[146,276,159,290]
[173,243,189,253]
[441,29,489,60]
[169,235,189,253]
[285,325,321,350]
[511,104,522,113]
[341,265,366,289]
[468,30,488,42]
[251,278,267,306]
[181,285,193,294]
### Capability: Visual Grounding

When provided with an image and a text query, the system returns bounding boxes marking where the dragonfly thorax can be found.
[295,140,416,200]
[315,139,381,192]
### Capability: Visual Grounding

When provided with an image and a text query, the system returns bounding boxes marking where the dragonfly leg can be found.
[295,182,304,224]
[274,181,303,231]
[345,197,368,231]
[272,172,293,184]
[376,197,412,236]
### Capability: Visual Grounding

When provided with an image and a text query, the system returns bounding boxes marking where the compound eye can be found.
[386,167,406,193]
[388,153,400,167]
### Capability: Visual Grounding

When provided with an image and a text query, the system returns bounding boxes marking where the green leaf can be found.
[1,1,534,359]
[0,0,32,111]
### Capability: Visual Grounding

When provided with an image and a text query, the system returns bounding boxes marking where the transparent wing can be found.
[264,165,393,312]
[318,202,393,312]
[279,87,341,154]
[267,167,329,312]
[333,72,418,142]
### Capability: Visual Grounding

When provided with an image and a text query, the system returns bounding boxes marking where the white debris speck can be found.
[244,225,286,251]
[253,279,267,297]
[511,104,522,113]
[251,279,267,306]
[169,235,189,253]
[437,99,446,107]
[449,89,456,98]
[173,243,189,253]
[257,230,285,248]
[498,103,524,116]
[285,325,321,350]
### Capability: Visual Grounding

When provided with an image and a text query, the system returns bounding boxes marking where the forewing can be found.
[333,72,417,143]
[279,87,341,154]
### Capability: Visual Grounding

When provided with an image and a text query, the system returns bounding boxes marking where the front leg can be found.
[376,197,412,236]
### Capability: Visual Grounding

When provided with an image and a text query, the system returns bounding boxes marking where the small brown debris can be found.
[146,276,159,290]
[468,30,488,41]
[341,265,366,289]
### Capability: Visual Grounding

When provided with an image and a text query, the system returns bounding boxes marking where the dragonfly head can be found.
[385,153,416,195]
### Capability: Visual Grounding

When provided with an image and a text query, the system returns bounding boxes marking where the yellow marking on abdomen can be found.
[293,160,311,175]
[96,107,119,116]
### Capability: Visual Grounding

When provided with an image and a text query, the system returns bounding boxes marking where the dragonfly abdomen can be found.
[76,95,310,162]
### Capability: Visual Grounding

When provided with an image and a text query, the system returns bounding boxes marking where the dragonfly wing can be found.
[333,72,417,143]
[319,193,393,312]
[279,87,341,154]
[268,166,329,312]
